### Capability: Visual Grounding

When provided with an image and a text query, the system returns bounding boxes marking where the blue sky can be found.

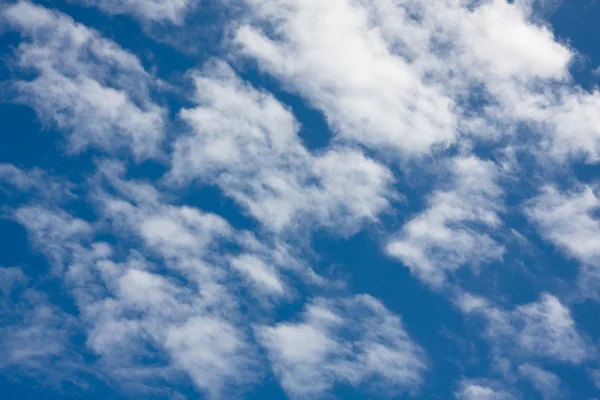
[1,0,600,399]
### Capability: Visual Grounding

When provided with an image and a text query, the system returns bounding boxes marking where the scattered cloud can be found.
[457,292,589,365]
[526,185,600,297]
[171,61,394,234]
[73,0,198,24]
[2,0,600,399]
[0,283,92,390]
[257,295,426,398]
[455,380,516,400]
[0,266,27,296]
[1,1,165,160]
[386,156,504,286]
[518,363,562,399]
[234,0,457,155]
[0,164,72,202]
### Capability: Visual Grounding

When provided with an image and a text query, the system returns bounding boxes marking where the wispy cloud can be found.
[2,0,600,399]
[457,292,589,365]
[2,1,165,161]
[257,295,426,398]
[455,379,516,400]
[171,61,394,234]
[386,156,504,287]
[518,363,562,399]
[526,184,600,297]
[73,0,198,24]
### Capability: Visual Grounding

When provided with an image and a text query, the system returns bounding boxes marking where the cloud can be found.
[14,205,93,274]
[526,185,600,297]
[0,282,92,390]
[257,294,426,398]
[171,61,394,234]
[455,380,516,400]
[386,156,504,287]
[95,161,313,295]
[518,364,562,399]
[14,199,260,397]
[2,1,165,161]
[11,164,326,396]
[0,266,27,296]
[234,0,457,155]
[233,0,600,162]
[589,368,600,390]
[73,0,198,24]
[457,292,588,365]
[230,253,285,295]
[0,164,72,202]
[3,1,600,399]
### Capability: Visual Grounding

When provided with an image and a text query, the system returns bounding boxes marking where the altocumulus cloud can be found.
[1,0,600,399]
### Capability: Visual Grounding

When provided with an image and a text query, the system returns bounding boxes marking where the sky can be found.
[1,0,600,399]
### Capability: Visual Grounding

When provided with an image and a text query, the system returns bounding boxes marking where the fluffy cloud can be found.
[11,163,324,396]
[457,292,588,365]
[0,164,71,201]
[257,294,426,398]
[1,1,165,160]
[13,200,259,397]
[234,0,457,155]
[0,267,27,296]
[14,205,93,274]
[386,156,504,286]
[518,364,561,399]
[234,0,600,161]
[455,380,516,400]
[74,0,197,23]
[526,185,600,296]
[3,0,600,399]
[0,281,91,389]
[171,61,394,233]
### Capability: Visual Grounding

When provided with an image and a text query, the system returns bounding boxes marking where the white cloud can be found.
[234,0,457,155]
[4,1,600,398]
[12,169,269,396]
[518,364,561,399]
[455,380,516,400]
[164,316,256,395]
[10,165,330,395]
[257,294,426,398]
[171,61,394,233]
[95,161,312,294]
[230,253,285,295]
[0,286,91,389]
[233,0,600,161]
[0,164,69,198]
[526,185,600,262]
[589,368,600,390]
[526,185,600,297]
[457,292,588,365]
[15,203,259,397]
[386,156,504,286]
[74,0,197,24]
[0,267,27,296]
[2,1,165,160]
[14,205,93,274]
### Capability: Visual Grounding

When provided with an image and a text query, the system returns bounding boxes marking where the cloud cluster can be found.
[526,185,600,297]
[257,295,426,398]
[2,1,165,160]
[171,61,394,233]
[74,0,198,24]
[457,292,589,365]
[387,156,504,286]
[2,0,600,399]
[4,159,422,398]
[234,0,600,161]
